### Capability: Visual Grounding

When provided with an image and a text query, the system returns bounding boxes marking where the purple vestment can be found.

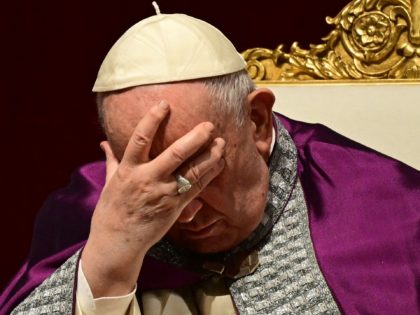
[1,114,419,314]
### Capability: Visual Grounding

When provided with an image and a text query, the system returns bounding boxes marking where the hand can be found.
[81,101,225,297]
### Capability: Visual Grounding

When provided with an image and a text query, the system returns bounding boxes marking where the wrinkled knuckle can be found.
[170,147,186,163]
[132,131,151,148]
[188,163,200,182]
[115,166,131,180]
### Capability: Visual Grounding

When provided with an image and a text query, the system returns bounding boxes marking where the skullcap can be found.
[92,13,246,92]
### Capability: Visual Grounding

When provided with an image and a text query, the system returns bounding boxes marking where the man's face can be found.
[102,81,271,253]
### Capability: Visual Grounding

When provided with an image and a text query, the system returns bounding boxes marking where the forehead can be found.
[103,81,227,154]
[106,81,219,121]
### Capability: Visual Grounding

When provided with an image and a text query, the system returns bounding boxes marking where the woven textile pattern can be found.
[11,251,79,314]
[229,180,340,314]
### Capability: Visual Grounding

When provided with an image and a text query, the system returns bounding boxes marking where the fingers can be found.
[175,137,226,201]
[122,101,170,166]
[100,141,119,185]
[151,122,216,175]
[180,137,226,187]
[181,153,225,199]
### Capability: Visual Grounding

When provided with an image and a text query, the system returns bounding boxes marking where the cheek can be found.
[199,175,232,208]
[199,168,245,219]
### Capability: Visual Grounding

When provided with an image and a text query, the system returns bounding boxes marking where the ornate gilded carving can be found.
[242,0,420,80]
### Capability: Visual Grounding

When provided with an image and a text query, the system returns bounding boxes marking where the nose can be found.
[177,198,203,223]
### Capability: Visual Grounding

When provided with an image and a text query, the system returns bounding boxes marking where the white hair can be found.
[200,70,255,126]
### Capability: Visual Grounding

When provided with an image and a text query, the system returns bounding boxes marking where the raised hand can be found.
[81,101,225,297]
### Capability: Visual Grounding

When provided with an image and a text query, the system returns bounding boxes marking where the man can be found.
[1,10,419,315]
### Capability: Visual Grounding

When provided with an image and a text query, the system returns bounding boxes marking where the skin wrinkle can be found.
[101,81,274,253]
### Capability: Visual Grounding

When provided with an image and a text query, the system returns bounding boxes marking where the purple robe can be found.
[1,114,419,314]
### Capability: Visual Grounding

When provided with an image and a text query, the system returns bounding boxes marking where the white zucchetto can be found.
[92,14,246,92]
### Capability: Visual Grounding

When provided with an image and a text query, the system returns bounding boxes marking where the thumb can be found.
[100,141,119,184]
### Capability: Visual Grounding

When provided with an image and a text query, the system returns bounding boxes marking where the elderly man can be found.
[1,11,420,315]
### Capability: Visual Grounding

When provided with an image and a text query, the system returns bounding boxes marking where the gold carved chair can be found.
[242,0,420,170]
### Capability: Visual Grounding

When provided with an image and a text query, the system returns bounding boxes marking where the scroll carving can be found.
[242,0,420,80]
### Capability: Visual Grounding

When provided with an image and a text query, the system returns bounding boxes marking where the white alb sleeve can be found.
[75,260,141,315]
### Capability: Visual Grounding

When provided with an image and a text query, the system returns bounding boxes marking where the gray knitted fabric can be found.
[229,179,339,314]
[11,251,79,314]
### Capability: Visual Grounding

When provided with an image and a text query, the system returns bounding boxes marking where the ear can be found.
[247,88,275,162]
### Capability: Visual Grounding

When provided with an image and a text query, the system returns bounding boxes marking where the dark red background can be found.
[1,0,349,291]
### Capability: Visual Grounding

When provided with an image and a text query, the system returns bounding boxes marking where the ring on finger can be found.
[175,174,192,194]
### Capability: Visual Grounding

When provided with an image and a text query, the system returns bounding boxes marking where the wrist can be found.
[81,235,146,298]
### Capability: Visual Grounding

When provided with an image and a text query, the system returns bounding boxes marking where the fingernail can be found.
[214,138,226,151]
[220,138,226,149]
[204,122,215,132]
[159,101,169,110]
